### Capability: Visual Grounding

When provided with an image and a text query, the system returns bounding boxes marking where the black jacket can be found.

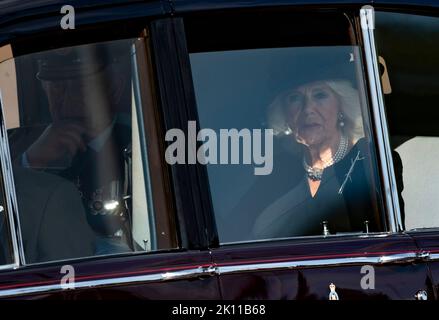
[223,138,403,242]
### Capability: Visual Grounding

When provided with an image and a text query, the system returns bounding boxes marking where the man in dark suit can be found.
[16,40,134,258]
[14,164,95,263]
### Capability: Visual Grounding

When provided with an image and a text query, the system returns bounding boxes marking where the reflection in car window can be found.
[0,38,177,264]
[188,14,387,243]
[375,11,439,230]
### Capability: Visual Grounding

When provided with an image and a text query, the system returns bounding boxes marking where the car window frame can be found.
[150,18,218,250]
[174,6,405,249]
[0,17,194,269]
[359,5,403,233]
[0,84,21,270]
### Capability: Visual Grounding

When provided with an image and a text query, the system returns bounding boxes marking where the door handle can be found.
[416,251,431,261]
[378,251,430,264]
[161,266,218,281]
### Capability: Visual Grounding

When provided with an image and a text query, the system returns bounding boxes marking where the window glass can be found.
[375,11,439,230]
[0,37,177,264]
[186,12,387,243]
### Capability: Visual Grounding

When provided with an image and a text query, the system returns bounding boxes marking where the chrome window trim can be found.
[429,254,439,262]
[0,251,423,298]
[0,263,19,271]
[360,6,403,232]
[217,252,420,275]
[407,228,439,234]
[130,39,157,250]
[0,265,216,298]
[220,232,393,246]
[12,247,154,268]
[0,91,24,268]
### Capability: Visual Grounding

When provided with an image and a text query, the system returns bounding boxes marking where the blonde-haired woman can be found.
[268,79,364,195]
[253,77,383,239]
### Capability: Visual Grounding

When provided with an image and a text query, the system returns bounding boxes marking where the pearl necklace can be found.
[303,134,349,181]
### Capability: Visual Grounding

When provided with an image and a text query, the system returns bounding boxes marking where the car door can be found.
[372,2,439,301]
[172,3,433,300]
[0,3,220,300]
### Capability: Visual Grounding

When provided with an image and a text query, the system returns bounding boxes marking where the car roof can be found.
[0,0,158,17]
[0,0,437,14]
[0,0,436,26]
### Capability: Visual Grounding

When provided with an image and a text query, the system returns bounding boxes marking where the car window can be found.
[0,37,178,264]
[375,11,439,231]
[185,11,388,243]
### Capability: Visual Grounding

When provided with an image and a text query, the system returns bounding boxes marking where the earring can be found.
[338,112,345,127]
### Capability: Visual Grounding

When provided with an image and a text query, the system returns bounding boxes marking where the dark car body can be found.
[0,0,437,300]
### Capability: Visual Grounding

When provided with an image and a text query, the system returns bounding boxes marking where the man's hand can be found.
[26,122,87,168]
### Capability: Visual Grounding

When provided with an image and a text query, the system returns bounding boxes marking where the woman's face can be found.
[285,81,341,147]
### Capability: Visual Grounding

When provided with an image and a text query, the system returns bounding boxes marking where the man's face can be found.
[41,70,114,141]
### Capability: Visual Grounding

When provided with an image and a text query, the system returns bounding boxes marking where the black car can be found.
[0,0,437,300]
